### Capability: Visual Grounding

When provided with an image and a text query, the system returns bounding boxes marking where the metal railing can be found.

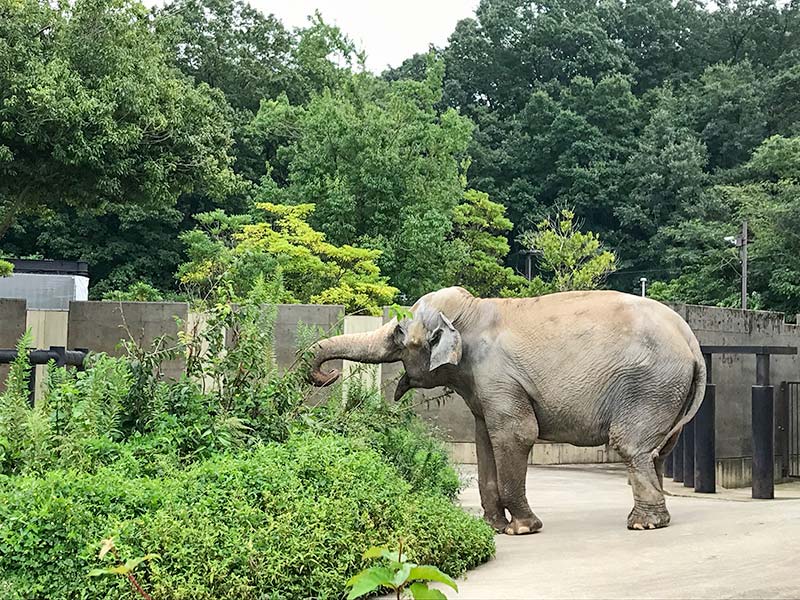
[664,345,797,499]
[0,346,89,406]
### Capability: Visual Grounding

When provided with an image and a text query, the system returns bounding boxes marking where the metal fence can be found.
[665,345,798,499]
[780,381,800,478]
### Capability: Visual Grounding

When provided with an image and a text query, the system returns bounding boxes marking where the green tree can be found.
[251,56,473,301]
[450,189,528,297]
[681,61,767,171]
[178,202,398,314]
[727,135,800,314]
[517,208,616,294]
[0,0,237,241]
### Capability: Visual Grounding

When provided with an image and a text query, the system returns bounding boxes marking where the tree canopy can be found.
[4,0,800,315]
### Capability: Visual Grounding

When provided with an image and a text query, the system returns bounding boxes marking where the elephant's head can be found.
[307,299,463,399]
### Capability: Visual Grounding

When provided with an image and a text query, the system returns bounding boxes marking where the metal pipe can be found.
[752,384,775,499]
[695,383,716,493]
[683,418,695,488]
[756,353,770,386]
[673,431,684,483]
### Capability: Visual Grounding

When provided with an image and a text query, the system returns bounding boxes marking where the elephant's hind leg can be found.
[623,453,671,530]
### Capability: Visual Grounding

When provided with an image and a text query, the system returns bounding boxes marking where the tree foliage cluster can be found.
[4,0,800,313]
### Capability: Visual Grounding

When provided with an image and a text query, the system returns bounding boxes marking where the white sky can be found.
[145,0,479,73]
[264,0,478,72]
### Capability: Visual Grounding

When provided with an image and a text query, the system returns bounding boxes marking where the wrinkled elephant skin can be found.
[308,287,706,534]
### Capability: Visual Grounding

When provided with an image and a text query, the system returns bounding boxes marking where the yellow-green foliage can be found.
[514,208,617,295]
[178,203,397,314]
[0,260,13,277]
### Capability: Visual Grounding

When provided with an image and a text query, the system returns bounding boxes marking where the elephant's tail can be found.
[652,350,707,459]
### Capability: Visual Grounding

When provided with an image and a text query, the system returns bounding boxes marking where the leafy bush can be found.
[0,296,494,598]
[0,434,494,600]
[309,380,461,499]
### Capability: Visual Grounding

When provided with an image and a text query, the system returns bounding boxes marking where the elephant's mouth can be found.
[394,373,413,402]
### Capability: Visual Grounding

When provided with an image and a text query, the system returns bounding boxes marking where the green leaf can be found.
[408,566,458,591]
[88,568,116,578]
[392,562,412,587]
[408,582,448,600]
[124,553,161,572]
[346,566,395,600]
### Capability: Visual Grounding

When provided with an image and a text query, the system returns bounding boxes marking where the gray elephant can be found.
[308,286,705,534]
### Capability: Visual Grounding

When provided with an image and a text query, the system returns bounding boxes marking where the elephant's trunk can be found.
[308,320,399,387]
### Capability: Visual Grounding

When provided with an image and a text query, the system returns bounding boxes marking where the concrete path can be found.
[446,464,800,599]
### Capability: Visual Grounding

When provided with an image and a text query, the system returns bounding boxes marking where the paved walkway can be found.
[446,464,800,599]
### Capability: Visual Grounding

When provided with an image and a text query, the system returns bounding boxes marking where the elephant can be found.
[307,286,706,534]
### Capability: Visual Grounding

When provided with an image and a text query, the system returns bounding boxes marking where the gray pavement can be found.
[445,464,800,600]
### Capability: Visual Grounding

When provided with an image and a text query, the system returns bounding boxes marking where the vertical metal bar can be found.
[673,431,684,483]
[695,384,716,492]
[683,418,695,488]
[752,383,775,499]
[778,382,789,479]
[756,353,770,386]
[664,448,674,478]
[741,220,748,310]
[790,384,800,475]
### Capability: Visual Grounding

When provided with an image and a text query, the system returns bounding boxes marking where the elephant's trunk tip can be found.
[309,366,341,387]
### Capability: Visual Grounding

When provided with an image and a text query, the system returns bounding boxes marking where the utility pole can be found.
[640,277,647,298]
[740,220,748,310]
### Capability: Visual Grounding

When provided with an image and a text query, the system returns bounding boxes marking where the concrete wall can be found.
[0,299,28,392]
[342,316,383,398]
[67,301,189,379]
[26,310,69,400]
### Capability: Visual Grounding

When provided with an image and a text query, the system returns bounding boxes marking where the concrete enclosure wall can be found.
[0,297,798,483]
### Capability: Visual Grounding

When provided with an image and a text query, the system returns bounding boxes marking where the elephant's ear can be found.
[429,313,462,371]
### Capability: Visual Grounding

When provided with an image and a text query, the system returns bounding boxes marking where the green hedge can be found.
[0,433,494,600]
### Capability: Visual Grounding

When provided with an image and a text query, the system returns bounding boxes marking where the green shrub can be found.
[309,387,461,499]
[0,434,494,600]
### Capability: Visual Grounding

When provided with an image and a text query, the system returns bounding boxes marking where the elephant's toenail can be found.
[633,523,644,530]
[518,526,530,534]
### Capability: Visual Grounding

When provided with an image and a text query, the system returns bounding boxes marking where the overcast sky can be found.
[145,0,479,73]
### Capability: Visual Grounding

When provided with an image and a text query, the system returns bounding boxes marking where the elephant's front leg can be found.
[475,417,508,532]
[485,394,542,535]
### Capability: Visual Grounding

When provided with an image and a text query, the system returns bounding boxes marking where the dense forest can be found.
[3,0,800,315]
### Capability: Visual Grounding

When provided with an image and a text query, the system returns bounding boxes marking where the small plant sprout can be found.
[88,538,159,600]
[346,540,458,600]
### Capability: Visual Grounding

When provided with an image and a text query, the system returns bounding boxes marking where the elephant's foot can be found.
[484,512,509,533]
[627,500,670,530]
[504,515,542,535]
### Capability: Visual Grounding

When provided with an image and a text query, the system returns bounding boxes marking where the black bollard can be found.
[683,418,695,488]
[664,448,674,478]
[673,431,684,483]
[752,384,775,499]
[694,383,716,493]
